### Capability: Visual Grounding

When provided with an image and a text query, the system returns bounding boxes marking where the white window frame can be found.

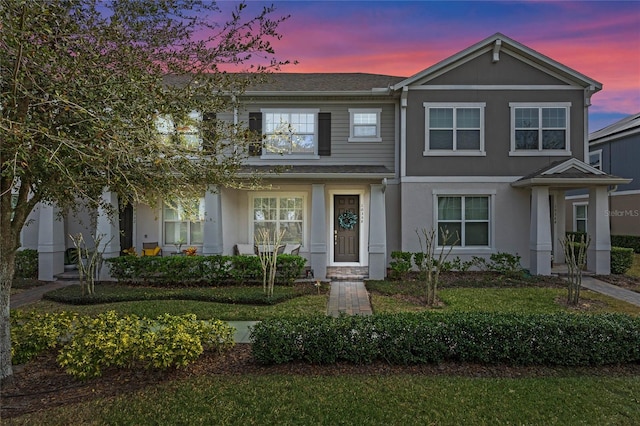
[348,108,382,142]
[260,108,319,159]
[155,111,202,150]
[249,192,307,247]
[589,149,602,170]
[432,190,495,251]
[509,103,571,156]
[162,198,205,247]
[573,202,588,233]
[423,103,486,156]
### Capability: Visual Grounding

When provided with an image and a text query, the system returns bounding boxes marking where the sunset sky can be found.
[225,0,640,133]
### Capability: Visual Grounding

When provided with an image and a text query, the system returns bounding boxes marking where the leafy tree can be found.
[0,0,290,381]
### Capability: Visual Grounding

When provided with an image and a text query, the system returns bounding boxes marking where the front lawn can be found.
[367,273,640,316]
[8,374,640,425]
[17,282,329,321]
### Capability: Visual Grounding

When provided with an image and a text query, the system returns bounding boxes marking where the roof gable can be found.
[393,33,602,91]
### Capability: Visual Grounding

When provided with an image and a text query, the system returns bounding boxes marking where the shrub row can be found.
[611,246,634,275]
[251,312,640,366]
[611,235,640,254]
[106,254,306,286]
[389,251,523,280]
[14,249,38,278]
[11,310,234,379]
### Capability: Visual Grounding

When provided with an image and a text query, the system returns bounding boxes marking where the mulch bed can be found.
[3,344,640,419]
[595,274,640,293]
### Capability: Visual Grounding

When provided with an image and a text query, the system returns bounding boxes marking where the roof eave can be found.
[511,177,632,188]
[237,172,395,180]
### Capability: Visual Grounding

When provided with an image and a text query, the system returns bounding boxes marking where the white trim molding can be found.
[348,108,382,143]
[509,102,572,157]
[423,102,486,156]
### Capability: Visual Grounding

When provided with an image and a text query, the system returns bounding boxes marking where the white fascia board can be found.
[393,33,602,91]
[512,177,632,188]
[401,176,522,183]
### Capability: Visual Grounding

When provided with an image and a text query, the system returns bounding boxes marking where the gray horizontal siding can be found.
[236,102,397,172]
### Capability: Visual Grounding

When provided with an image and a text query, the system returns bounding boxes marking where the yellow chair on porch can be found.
[141,242,162,257]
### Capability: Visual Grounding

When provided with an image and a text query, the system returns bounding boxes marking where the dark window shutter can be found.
[248,112,263,156]
[318,112,331,156]
[202,112,216,153]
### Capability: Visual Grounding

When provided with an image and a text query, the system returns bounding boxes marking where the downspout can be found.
[400,86,408,178]
[583,86,596,162]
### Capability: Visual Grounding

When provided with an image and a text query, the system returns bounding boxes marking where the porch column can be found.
[587,186,611,274]
[310,184,327,280]
[37,203,65,281]
[529,186,552,275]
[369,184,386,279]
[202,186,223,255]
[96,190,121,281]
[552,190,566,265]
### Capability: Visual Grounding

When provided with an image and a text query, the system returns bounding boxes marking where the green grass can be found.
[627,254,640,279]
[369,284,640,316]
[9,375,640,425]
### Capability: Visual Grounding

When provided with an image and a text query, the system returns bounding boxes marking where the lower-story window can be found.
[252,194,304,245]
[163,198,205,246]
[574,203,587,233]
[437,195,490,247]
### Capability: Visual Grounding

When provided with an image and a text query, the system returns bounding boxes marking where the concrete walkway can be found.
[580,276,640,307]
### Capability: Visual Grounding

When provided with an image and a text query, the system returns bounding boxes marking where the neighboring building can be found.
[566,113,640,237]
[22,33,631,281]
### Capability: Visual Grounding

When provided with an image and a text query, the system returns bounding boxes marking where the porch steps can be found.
[55,270,81,281]
[326,266,369,281]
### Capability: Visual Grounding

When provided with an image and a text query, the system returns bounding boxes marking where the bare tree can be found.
[416,228,459,306]
[255,229,286,298]
[560,234,590,306]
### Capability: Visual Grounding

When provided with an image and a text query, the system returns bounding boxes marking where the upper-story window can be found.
[156,111,202,150]
[348,108,382,142]
[589,149,602,170]
[509,103,571,156]
[262,109,319,156]
[423,103,486,156]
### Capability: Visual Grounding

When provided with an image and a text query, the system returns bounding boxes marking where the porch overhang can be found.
[237,165,395,180]
[511,157,632,189]
[511,175,631,188]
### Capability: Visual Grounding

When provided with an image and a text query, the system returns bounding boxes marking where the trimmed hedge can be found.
[611,246,634,274]
[15,249,38,278]
[251,312,640,367]
[611,235,640,254]
[106,254,305,286]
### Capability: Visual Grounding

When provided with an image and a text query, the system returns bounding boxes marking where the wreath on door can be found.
[338,210,358,230]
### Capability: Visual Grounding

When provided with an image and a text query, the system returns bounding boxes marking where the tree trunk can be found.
[0,250,16,382]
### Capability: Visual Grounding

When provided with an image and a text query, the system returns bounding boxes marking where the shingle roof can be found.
[238,165,394,178]
[590,113,640,144]
[243,73,406,92]
[163,73,405,93]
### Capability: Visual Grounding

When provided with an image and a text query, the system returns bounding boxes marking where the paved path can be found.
[580,276,640,307]
[327,281,372,317]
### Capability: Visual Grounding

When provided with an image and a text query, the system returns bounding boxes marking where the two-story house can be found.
[566,113,640,238]
[25,33,630,281]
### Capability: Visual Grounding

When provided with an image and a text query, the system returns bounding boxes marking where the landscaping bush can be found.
[389,251,413,280]
[10,310,234,379]
[611,246,634,275]
[611,235,640,254]
[14,249,38,278]
[107,254,305,286]
[251,312,640,367]
[10,310,78,364]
